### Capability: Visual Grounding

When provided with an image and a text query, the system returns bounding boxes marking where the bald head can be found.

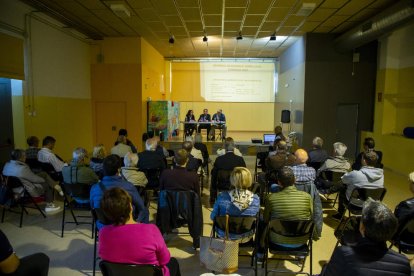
[294,149,308,164]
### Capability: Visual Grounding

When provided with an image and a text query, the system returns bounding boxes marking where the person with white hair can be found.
[138,138,166,188]
[317,142,351,176]
[121,152,148,188]
[90,144,106,178]
[110,135,132,158]
[62,147,99,185]
[308,136,328,164]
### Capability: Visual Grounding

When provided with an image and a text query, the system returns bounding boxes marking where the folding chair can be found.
[1,175,46,228]
[139,168,162,208]
[92,208,109,276]
[263,219,314,276]
[389,217,414,254]
[335,187,386,247]
[100,261,162,276]
[317,171,345,208]
[60,182,94,238]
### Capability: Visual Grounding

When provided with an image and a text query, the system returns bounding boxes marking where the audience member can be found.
[2,149,61,213]
[290,149,316,183]
[184,109,196,137]
[216,144,242,157]
[210,137,246,203]
[62,147,99,185]
[352,137,383,170]
[37,136,66,172]
[25,136,40,160]
[0,229,50,276]
[268,136,284,156]
[308,137,329,164]
[182,140,202,172]
[114,128,137,153]
[315,142,351,193]
[89,144,106,179]
[210,167,259,241]
[332,151,384,220]
[154,136,169,158]
[193,133,209,170]
[322,199,410,276]
[264,141,295,183]
[121,152,148,188]
[394,171,414,244]
[274,125,286,141]
[90,154,149,229]
[197,108,212,141]
[110,135,132,158]
[138,138,166,171]
[211,109,227,140]
[159,149,199,195]
[99,187,181,276]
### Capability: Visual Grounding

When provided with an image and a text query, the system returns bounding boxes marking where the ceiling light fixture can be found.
[236,31,243,40]
[108,3,131,18]
[203,35,208,42]
[169,35,175,44]
[270,33,277,41]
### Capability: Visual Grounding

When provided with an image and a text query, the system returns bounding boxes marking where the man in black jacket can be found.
[323,199,410,276]
[210,137,246,203]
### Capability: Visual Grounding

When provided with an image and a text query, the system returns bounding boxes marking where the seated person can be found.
[111,135,132,158]
[121,152,148,188]
[159,149,199,195]
[99,187,181,276]
[263,141,295,184]
[274,125,286,141]
[210,137,246,203]
[62,147,99,185]
[153,136,169,158]
[394,171,414,244]
[89,144,106,179]
[138,138,166,188]
[307,137,329,168]
[290,149,316,183]
[322,199,410,276]
[0,229,50,276]
[256,167,313,258]
[197,109,212,141]
[332,151,384,220]
[211,109,227,141]
[182,140,202,172]
[352,137,383,170]
[37,136,67,173]
[193,133,209,169]
[210,167,260,241]
[3,149,62,213]
[25,136,40,160]
[114,128,137,153]
[316,142,351,193]
[184,109,196,137]
[90,154,149,229]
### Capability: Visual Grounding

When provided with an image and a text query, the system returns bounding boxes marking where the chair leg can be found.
[19,204,25,228]
[93,230,97,276]
[310,241,313,276]
[61,205,66,238]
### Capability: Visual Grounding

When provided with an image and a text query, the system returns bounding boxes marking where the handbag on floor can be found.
[200,214,239,273]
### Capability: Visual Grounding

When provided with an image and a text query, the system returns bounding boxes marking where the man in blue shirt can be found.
[211,109,227,141]
[90,154,149,229]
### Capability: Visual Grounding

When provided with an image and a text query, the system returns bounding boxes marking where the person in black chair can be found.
[194,133,209,172]
[2,149,61,213]
[210,137,246,204]
[322,199,410,276]
[0,229,50,276]
[197,108,212,141]
[182,141,202,172]
[184,109,196,138]
[352,137,383,170]
[159,149,199,195]
[98,187,181,276]
[25,136,40,160]
[307,136,328,169]
[114,128,137,153]
[394,171,414,245]
[62,147,99,186]
[138,138,166,188]
[37,136,67,174]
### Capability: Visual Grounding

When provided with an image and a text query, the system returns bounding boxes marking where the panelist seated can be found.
[197,108,212,141]
[184,109,196,137]
[211,109,227,141]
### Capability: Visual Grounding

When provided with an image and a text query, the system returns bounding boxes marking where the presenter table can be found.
[180,121,226,141]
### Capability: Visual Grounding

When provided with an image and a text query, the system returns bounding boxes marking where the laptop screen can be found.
[263,134,276,144]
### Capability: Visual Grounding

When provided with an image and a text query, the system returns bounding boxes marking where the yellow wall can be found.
[362,22,414,175]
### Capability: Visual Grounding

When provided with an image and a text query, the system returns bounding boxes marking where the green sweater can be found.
[62,161,99,185]
[264,186,313,245]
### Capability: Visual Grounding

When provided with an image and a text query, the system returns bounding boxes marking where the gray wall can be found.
[302,33,377,157]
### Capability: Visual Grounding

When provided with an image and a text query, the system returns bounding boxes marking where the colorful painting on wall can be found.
[147,101,180,140]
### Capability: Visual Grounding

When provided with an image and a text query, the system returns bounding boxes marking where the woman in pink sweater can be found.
[98,187,181,276]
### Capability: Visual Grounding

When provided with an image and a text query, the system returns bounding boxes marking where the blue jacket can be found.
[90,175,149,229]
[210,191,260,240]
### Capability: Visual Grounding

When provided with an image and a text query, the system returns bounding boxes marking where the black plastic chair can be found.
[60,182,93,238]
[389,217,414,254]
[139,168,162,208]
[317,171,346,208]
[92,208,109,276]
[38,161,63,182]
[99,261,162,276]
[1,175,46,228]
[263,219,314,276]
[254,151,268,182]
[335,187,386,247]
[307,161,322,171]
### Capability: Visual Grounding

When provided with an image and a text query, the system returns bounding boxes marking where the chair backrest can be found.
[348,187,386,209]
[215,215,257,235]
[307,161,322,171]
[25,158,43,171]
[217,169,233,190]
[393,217,414,247]
[268,219,314,238]
[92,208,110,226]
[139,168,162,188]
[320,171,345,182]
[38,161,62,181]
[99,261,162,276]
[62,182,91,201]
[5,176,24,189]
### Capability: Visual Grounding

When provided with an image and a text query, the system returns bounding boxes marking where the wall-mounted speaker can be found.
[281,110,291,123]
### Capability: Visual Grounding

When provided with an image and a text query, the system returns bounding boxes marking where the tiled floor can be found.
[1,155,412,276]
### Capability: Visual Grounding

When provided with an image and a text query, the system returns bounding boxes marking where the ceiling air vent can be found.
[296,3,316,17]
[109,3,131,18]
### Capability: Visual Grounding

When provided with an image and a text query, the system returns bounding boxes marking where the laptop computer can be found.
[263,134,276,145]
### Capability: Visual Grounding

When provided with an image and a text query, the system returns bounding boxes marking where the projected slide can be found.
[200,62,275,102]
